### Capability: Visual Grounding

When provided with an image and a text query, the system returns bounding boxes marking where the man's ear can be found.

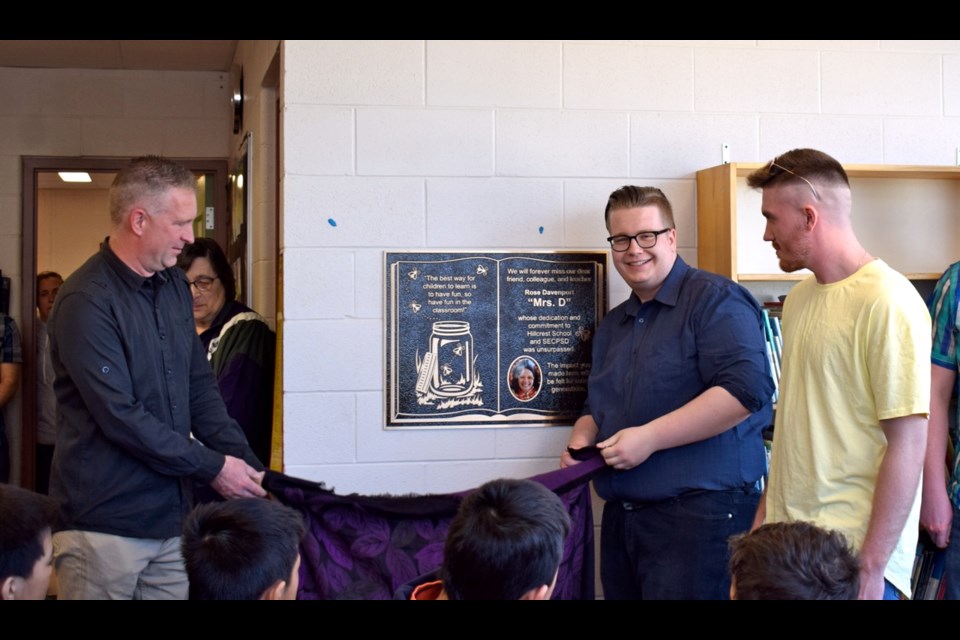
[260,579,287,601]
[802,205,818,231]
[1,575,20,601]
[518,583,552,601]
[129,208,148,237]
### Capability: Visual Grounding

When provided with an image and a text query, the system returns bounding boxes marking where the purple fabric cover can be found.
[264,451,606,600]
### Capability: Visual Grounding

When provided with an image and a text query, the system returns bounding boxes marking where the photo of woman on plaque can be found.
[508,357,542,402]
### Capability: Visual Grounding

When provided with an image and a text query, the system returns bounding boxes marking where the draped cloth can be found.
[264,450,606,600]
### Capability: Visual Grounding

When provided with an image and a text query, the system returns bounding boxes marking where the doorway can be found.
[19,156,229,490]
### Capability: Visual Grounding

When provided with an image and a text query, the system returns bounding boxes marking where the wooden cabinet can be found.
[697,162,960,283]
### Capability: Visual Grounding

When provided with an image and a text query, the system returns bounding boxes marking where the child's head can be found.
[182,497,306,600]
[729,521,860,600]
[0,484,58,600]
[441,478,571,600]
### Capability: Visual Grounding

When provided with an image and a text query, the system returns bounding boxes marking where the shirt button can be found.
[638,318,645,324]
[166,369,172,375]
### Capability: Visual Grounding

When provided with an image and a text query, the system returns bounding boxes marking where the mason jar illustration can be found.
[429,320,474,396]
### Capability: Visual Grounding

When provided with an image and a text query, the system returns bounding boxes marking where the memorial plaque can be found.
[385,252,607,428]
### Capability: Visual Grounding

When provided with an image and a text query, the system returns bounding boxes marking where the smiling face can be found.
[518,368,534,392]
[138,187,197,276]
[185,256,227,332]
[761,184,812,273]
[607,205,677,302]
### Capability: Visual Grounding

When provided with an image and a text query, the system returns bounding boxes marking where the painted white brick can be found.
[284,392,356,465]
[883,118,960,165]
[758,115,883,164]
[694,48,820,113]
[564,43,693,111]
[283,248,354,319]
[822,51,941,116]
[284,40,424,106]
[426,178,562,248]
[422,458,558,495]
[0,116,81,156]
[283,319,381,393]
[630,113,759,178]
[880,40,960,53]
[203,72,233,119]
[561,179,619,250]
[0,233,20,276]
[650,40,757,48]
[357,108,493,176]
[497,110,628,177]
[284,176,425,248]
[0,68,41,115]
[284,462,428,496]
[759,40,879,51]
[564,179,696,250]
[162,118,231,157]
[121,71,210,118]
[36,70,124,117]
[945,56,960,117]
[285,105,354,176]
[0,156,19,197]
[81,118,163,156]
[356,391,496,462]
[355,249,385,319]
[427,40,561,108]
[494,426,572,459]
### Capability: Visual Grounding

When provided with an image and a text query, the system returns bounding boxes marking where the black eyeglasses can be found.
[606,229,672,252]
[187,276,219,292]
[767,156,821,201]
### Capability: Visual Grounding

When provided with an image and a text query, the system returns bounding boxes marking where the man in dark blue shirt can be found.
[561,185,773,599]
[48,156,267,599]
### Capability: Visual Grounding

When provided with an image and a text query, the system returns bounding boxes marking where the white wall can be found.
[279,39,960,498]
[0,66,232,483]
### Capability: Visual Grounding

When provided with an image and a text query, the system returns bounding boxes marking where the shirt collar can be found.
[100,237,173,291]
[620,255,689,322]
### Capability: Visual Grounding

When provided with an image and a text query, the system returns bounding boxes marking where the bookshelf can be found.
[696,162,960,299]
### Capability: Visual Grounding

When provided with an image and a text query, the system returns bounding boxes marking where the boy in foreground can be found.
[181,497,306,600]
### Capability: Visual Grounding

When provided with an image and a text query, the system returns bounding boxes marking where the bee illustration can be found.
[476,264,489,276]
[452,343,464,357]
[407,267,420,280]
[409,302,422,313]
[440,364,454,376]
[576,326,593,341]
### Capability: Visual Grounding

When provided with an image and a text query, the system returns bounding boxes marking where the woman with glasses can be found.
[178,238,275,468]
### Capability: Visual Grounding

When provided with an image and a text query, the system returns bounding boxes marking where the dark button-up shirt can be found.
[588,256,773,503]
[49,240,262,539]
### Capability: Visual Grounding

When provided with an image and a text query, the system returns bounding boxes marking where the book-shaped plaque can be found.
[385,252,607,428]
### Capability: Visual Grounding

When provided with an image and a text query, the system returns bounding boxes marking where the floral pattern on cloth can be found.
[264,450,606,600]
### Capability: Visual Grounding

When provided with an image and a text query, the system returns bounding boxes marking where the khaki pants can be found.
[53,530,187,600]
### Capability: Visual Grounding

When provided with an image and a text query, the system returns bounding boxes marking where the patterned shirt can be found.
[930,261,960,508]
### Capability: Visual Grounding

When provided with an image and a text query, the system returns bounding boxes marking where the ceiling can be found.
[0,40,238,72]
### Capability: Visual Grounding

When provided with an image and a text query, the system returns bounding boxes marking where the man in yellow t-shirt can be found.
[746,148,931,600]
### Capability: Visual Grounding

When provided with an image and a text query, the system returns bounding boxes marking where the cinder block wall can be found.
[278,39,960,497]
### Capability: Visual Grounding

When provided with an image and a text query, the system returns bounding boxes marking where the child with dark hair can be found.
[1,484,58,600]
[729,521,860,600]
[399,477,571,600]
[181,497,306,600]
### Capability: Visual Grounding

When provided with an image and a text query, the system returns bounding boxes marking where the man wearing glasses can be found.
[48,156,266,599]
[561,185,774,599]
[746,148,929,600]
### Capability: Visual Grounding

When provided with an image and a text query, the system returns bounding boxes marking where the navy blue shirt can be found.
[588,256,773,503]
[49,240,262,539]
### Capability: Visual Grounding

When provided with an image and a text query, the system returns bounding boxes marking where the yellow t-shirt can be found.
[766,259,931,597]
